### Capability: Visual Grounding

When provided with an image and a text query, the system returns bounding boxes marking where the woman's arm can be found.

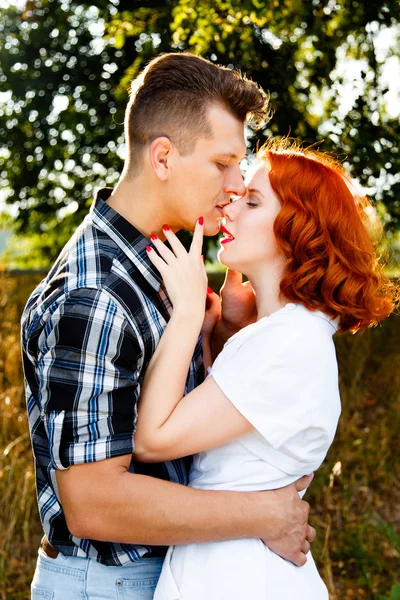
[134,372,253,462]
[201,333,213,373]
[135,309,203,440]
[134,222,253,462]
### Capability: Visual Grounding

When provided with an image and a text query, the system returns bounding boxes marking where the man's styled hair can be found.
[124,52,269,176]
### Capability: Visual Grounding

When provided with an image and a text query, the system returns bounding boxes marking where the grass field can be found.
[0,271,399,600]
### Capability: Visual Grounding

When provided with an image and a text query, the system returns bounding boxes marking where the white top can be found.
[154,303,339,599]
[189,303,341,492]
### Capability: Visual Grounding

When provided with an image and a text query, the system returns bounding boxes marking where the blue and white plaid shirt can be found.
[21,188,204,565]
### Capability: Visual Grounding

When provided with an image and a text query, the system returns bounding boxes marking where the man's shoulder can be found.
[22,228,144,330]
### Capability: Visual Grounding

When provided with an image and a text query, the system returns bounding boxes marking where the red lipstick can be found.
[220,225,235,245]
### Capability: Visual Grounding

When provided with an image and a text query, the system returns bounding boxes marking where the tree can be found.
[0,0,399,266]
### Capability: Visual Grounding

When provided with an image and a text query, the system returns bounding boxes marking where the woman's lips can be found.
[220,225,235,239]
[220,225,235,244]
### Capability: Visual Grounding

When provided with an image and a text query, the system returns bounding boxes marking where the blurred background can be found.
[0,1,399,599]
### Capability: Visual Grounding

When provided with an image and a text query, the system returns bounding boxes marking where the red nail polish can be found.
[198,217,204,225]
[146,245,152,252]
[150,233,158,240]
[201,255,204,262]
[207,287,213,294]
[162,224,170,231]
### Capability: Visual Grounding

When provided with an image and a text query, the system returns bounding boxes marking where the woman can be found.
[133,142,396,599]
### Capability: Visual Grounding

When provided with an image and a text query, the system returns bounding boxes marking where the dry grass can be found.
[0,271,399,600]
[0,272,43,600]
[308,317,400,599]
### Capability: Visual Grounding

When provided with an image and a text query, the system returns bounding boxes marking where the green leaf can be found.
[390,584,400,600]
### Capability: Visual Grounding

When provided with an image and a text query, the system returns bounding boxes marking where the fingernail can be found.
[146,246,152,252]
[150,234,158,240]
[201,255,204,262]
[198,217,204,226]
[162,224,170,231]
[207,287,213,294]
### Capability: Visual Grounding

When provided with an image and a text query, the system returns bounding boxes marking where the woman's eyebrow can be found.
[247,187,263,196]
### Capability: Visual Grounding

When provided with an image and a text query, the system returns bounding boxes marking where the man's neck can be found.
[107,176,168,240]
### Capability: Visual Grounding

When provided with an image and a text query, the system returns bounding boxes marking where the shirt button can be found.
[286,303,296,310]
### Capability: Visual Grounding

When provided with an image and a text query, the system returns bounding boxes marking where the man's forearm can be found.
[84,476,263,545]
[58,459,277,546]
[57,458,313,565]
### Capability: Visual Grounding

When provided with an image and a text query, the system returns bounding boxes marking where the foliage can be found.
[385,584,400,600]
[0,0,400,266]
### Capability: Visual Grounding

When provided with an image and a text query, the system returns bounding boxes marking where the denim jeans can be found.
[31,548,164,600]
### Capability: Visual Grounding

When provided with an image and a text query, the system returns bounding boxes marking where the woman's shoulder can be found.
[231,303,338,346]
[269,303,339,335]
[215,303,338,375]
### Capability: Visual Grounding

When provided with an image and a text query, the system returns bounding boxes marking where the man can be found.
[22,53,315,599]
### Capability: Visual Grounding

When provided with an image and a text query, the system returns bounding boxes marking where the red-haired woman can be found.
[133,143,397,599]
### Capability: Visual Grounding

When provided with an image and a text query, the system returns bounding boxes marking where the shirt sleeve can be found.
[210,318,341,474]
[37,288,144,470]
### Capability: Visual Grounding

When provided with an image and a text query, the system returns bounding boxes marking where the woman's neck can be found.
[248,263,287,320]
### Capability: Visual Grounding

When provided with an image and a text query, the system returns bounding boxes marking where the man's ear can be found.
[149,136,173,181]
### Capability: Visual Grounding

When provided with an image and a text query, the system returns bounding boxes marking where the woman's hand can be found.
[146,218,207,322]
[202,289,221,341]
[210,269,257,359]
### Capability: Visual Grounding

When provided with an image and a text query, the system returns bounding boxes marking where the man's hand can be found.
[260,474,316,566]
[211,269,257,358]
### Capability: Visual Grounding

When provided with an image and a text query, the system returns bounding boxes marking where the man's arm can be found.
[43,288,314,566]
[56,457,314,566]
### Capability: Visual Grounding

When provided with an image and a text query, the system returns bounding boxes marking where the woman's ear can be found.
[149,136,173,181]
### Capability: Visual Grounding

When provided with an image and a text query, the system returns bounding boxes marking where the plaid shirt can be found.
[21,188,204,565]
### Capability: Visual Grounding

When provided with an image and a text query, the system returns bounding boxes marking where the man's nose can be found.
[223,165,246,197]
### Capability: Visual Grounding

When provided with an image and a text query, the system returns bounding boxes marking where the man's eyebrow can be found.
[212,152,246,160]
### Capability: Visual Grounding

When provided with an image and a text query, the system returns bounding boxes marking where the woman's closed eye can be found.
[245,191,262,207]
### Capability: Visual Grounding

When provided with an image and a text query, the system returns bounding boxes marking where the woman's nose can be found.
[222,200,238,221]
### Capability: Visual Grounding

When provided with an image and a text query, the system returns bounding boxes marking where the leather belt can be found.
[40,536,167,559]
[40,536,59,559]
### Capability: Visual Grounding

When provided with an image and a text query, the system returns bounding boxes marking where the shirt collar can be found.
[90,188,162,293]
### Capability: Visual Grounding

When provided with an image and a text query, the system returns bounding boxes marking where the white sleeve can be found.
[210,319,341,474]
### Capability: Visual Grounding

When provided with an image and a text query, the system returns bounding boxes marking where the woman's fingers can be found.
[160,225,187,260]
[145,245,167,275]
[189,217,204,257]
[150,218,204,263]
[149,232,176,264]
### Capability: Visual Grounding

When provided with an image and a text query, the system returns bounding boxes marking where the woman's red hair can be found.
[258,141,397,333]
